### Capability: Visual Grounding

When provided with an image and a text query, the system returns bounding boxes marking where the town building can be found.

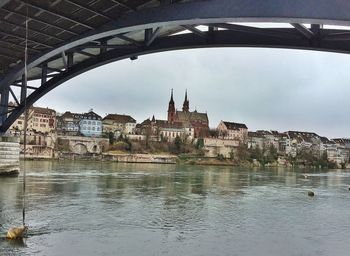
[248,131,265,149]
[203,138,238,158]
[138,116,194,142]
[56,111,80,136]
[248,130,293,156]
[10,106,56,134]
[217,121,248,144]
[79,110,102,137]
[30,107,56,133]
[57,110,102,137]
[102,114,137,136]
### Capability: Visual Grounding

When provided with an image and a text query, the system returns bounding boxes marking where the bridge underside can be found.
[1,0,350,132]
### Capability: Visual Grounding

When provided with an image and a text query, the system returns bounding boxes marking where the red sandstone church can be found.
[167,90,209,138]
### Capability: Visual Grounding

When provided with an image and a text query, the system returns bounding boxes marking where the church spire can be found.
[170,88,174,103]
[182,89,189,112]
[168,89,175,123]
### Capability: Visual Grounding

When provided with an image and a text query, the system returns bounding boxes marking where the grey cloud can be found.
[37,47,350,138]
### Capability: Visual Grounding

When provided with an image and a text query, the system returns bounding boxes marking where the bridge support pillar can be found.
[0,136,20,177]
[0,87,9,130]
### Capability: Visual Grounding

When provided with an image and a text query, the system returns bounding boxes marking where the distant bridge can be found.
[1,0,350,132]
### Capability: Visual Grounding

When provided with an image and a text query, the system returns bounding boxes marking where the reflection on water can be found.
[1,161,350,255]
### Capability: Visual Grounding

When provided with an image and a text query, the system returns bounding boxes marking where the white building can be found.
[79,110,102,137]
[217,121,248,144]
[102,114,137,136]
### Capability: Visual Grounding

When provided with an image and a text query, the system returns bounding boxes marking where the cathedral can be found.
[167,89,209,138]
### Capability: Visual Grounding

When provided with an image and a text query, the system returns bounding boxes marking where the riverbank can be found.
[180,156,237,166]
[18,152,349,169]
[55,152,178,164]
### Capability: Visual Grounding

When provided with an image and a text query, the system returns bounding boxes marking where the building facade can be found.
[57,111,80,136]
[167,90,209,138]
[10,106,56,134]
[79,110,102,137]
[102,114,136,136]
[217,121,248,144]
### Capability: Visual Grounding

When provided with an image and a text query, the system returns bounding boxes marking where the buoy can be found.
[6,226,27,240]
[303,174,308,179]
[308,191,315,197]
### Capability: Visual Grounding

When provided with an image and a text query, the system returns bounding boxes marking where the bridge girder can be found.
[2,0,350,132]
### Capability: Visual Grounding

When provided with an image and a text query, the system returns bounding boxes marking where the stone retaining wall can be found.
[103,153,177,164]
[0,136,20,176]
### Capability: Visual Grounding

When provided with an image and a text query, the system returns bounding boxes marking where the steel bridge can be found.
[1,0,350,133]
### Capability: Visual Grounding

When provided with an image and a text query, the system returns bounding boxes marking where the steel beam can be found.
[291,23,315,39]
[0,0,10,8]
[0,52,18,61]
[4,0,350,97]
[20,74,26,103]
[22,1,94,30]
[0,38,41,53]
[2,7,79,36]
[0,29,53,48]
[9,86,19,106]
[76,50,97,58]
[211,23,300,39]
[67,52,74,68]
[182,25,206,38]
[115,34,142,46]
[110,0,136,11]
[2,0,350,130]
[0,88,9,126]
[145,27,161,46]
[41,63,47,85]
[99,39,107,54]
[64,0,113,21]
[0,19,65,43]
[11,83,38,90]
[4,28,350,131]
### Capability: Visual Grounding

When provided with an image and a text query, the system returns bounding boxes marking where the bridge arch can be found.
[72,143,88,155]
[1,0,350,132]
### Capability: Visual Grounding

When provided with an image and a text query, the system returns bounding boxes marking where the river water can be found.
[1,161,350,256]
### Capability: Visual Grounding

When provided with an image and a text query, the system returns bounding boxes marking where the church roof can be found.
[176,111,208,123]
[156,120,183,129]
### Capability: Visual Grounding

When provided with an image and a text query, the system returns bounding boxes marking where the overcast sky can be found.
[36,47,350,138]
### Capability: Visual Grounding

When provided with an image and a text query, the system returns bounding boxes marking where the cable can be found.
[22,3,29,228]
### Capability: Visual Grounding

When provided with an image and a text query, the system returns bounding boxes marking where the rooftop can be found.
[223,121,248,130]
[103,114,136,123]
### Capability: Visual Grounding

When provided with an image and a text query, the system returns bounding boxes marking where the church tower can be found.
[167,89,175,123]
[182,89,189,112]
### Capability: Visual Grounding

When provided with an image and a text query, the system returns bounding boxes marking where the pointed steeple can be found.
[167,89,175,123]
[152,115,155,122]
[182,89,189,112]
[170,88,174,103]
